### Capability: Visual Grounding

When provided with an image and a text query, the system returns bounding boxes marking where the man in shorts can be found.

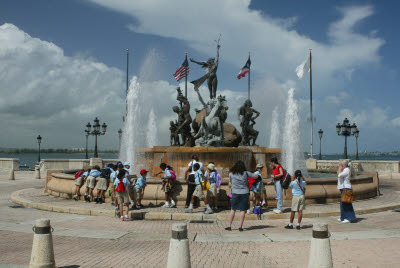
[185,163,213,214]
[285,170,306,230]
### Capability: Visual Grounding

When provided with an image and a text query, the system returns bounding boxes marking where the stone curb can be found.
[11,189,400,221]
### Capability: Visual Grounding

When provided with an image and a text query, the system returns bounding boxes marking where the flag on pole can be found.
[237,57,251,79]
[296,54,311,79]
[173,58,190,82]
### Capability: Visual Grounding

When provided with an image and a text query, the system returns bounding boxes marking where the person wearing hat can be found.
[204,162,220,211]
[285,170,307,230]
[184,155,204,208]
[94,164,114,204]
[131,169,148,209]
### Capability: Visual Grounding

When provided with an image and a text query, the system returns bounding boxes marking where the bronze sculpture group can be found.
[170,39,260,147]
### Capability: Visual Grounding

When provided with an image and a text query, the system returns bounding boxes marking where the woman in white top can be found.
[337,160,356,223]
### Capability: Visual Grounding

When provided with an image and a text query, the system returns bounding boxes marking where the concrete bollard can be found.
[9,169,15,180]
[308,223,333,268]
[167,222,191,268]
[35,165,41,179]
[30,219,56,268]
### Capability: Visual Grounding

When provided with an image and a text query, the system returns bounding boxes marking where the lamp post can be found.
[37,135,42,162]
[86,117,107,158]
[85,122,91,159]
[318,129,323,160]
[118,129,123,149]
[336,118,357,159]
[355,129,360,160]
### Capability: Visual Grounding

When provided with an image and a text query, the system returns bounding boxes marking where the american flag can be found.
[237,57,251,79]
[173,58,190,82]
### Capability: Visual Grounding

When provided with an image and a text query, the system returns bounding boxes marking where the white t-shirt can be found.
[188,160,203,175]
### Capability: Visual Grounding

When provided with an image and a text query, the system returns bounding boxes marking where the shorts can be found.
[162,181,174,193]
[85,175,97,189]
[115,191,130,204]
[96,177,108,190]
[206,183,217,198]
[193,184,205,199]
[75,177,84,186]
[132,187,143,200]
[291,195,306,212]
[231,193,250,211]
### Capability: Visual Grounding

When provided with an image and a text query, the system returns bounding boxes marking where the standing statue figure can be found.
[173,87,193,147]
[169,121,180,146]
[190,37,221,100]
[238,100,260,146]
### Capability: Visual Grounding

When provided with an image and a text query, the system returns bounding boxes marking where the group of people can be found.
[72,155,357,228]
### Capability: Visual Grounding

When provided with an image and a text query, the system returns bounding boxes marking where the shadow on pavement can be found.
[300,224,313,229]
[59,266,80,268]
[352,217,366,223]
[245,225,275,230]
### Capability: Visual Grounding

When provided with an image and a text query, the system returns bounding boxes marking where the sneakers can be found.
[261,200,267,207]
[124,217,133,221]
[162,203,170,208]
[185,208,193,213]
[204,208,214,214]
[95,197,100,204]
[284,224,293,229]
[296,225,301,230]
[341,219,350,224]
[337,218,342,222]
[246,209,251,214]
[129,206,137,211]
[170,203,176,208]
[73,195,79,201]
[137,203,144,208]
[115,207,120,218]
[273,209,282,214]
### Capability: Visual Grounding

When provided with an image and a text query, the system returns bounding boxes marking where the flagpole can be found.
[309,48,313,159]
[125,48,129,122]
[185,52,188,98]
[248,51,251,100]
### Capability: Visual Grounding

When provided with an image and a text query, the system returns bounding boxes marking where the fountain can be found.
[269,106,280,148]
[146,108,157,148]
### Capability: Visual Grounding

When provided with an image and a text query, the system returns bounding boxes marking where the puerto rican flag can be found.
[237,57,251,79]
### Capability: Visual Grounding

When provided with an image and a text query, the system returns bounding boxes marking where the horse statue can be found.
[194,95,228,147]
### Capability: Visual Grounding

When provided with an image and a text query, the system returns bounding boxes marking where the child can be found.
[204,162,219,211]
[157,163,176,208]
[111,162,123,216]
[132,169,148,209]
[84,165,101,202]
[285,170,306,230]
[95,164,114,204]
[251,164,264,212]
[114,169,132,221]
[185,163,213,214]
[73,168,90,200]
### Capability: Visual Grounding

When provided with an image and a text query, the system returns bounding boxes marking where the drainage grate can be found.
[9,205,24,209]
[188,220,215,224]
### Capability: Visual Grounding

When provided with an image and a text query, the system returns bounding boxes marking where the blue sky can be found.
[0,0,399,154]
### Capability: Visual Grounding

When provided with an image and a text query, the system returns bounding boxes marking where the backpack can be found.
[169,169,177,182]
[280,169,292,189]
[100,168,112,180]
[75,170,85,179]
[215,172,222,188]
[115,179,125,193]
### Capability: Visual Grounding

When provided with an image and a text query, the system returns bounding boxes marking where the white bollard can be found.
[9,169,15,180]
[30,219,56,268]
[35,165,41,179]
[308,223,333,268]
[167,222,191,268]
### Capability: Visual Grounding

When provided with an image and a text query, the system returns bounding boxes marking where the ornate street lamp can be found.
[318,129,323,160]
[118,129,123,149]
[336,118,357,159]
[85,122,91,159]
[37,135,42,162]
[87,117,107,158]
[354,129,360,160]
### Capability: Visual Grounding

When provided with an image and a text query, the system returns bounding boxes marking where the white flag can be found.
[296,54,310,79]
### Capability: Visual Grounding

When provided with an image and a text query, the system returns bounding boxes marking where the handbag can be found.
[201,180,210,191]
[341,189,354,203]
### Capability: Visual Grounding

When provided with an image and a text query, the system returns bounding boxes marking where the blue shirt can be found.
[89,169,101,177]
[289,179,306,196]
[81,171,88,177]
[135,176,147,189]
[124,167,130,177]
[109,169,117,183]
[114,178,130,188]
[163,168,172,178]
[194,170,203,185]
[204,171,217,184]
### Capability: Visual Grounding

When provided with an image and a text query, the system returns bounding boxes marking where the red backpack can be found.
[75,170,85,179]
[115,179,125,193]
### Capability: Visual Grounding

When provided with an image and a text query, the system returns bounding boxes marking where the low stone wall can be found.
[46,171,378,207]
[0,158,19,174]
[306,159,400,176]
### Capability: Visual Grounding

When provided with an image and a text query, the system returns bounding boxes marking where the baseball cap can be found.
[124,162,131,166]
[207,163,215,170]
[256,164,264,169]
[295,170,302,177]
[140,169,149,175]
[107,163,114,168]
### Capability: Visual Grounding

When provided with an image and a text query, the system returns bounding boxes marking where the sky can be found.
[0,0,399,154]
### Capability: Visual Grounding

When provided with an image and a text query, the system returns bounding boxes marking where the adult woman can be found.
[270,157,284,214]
[225,160,259,232]
[338,160,356,223]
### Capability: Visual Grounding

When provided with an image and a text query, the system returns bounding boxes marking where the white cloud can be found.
[336,106,398,129]
[325,91,351,105]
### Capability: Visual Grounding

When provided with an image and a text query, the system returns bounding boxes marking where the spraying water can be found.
[282,88,308,176]
[146,108,158,148]
[269,106,280,148]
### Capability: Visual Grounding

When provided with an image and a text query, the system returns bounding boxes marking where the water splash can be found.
[282,88,308,176]
[146,108,157,148]
[269,106,280,148]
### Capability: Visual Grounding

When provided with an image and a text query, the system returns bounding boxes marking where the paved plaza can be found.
[1,172,400,267]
